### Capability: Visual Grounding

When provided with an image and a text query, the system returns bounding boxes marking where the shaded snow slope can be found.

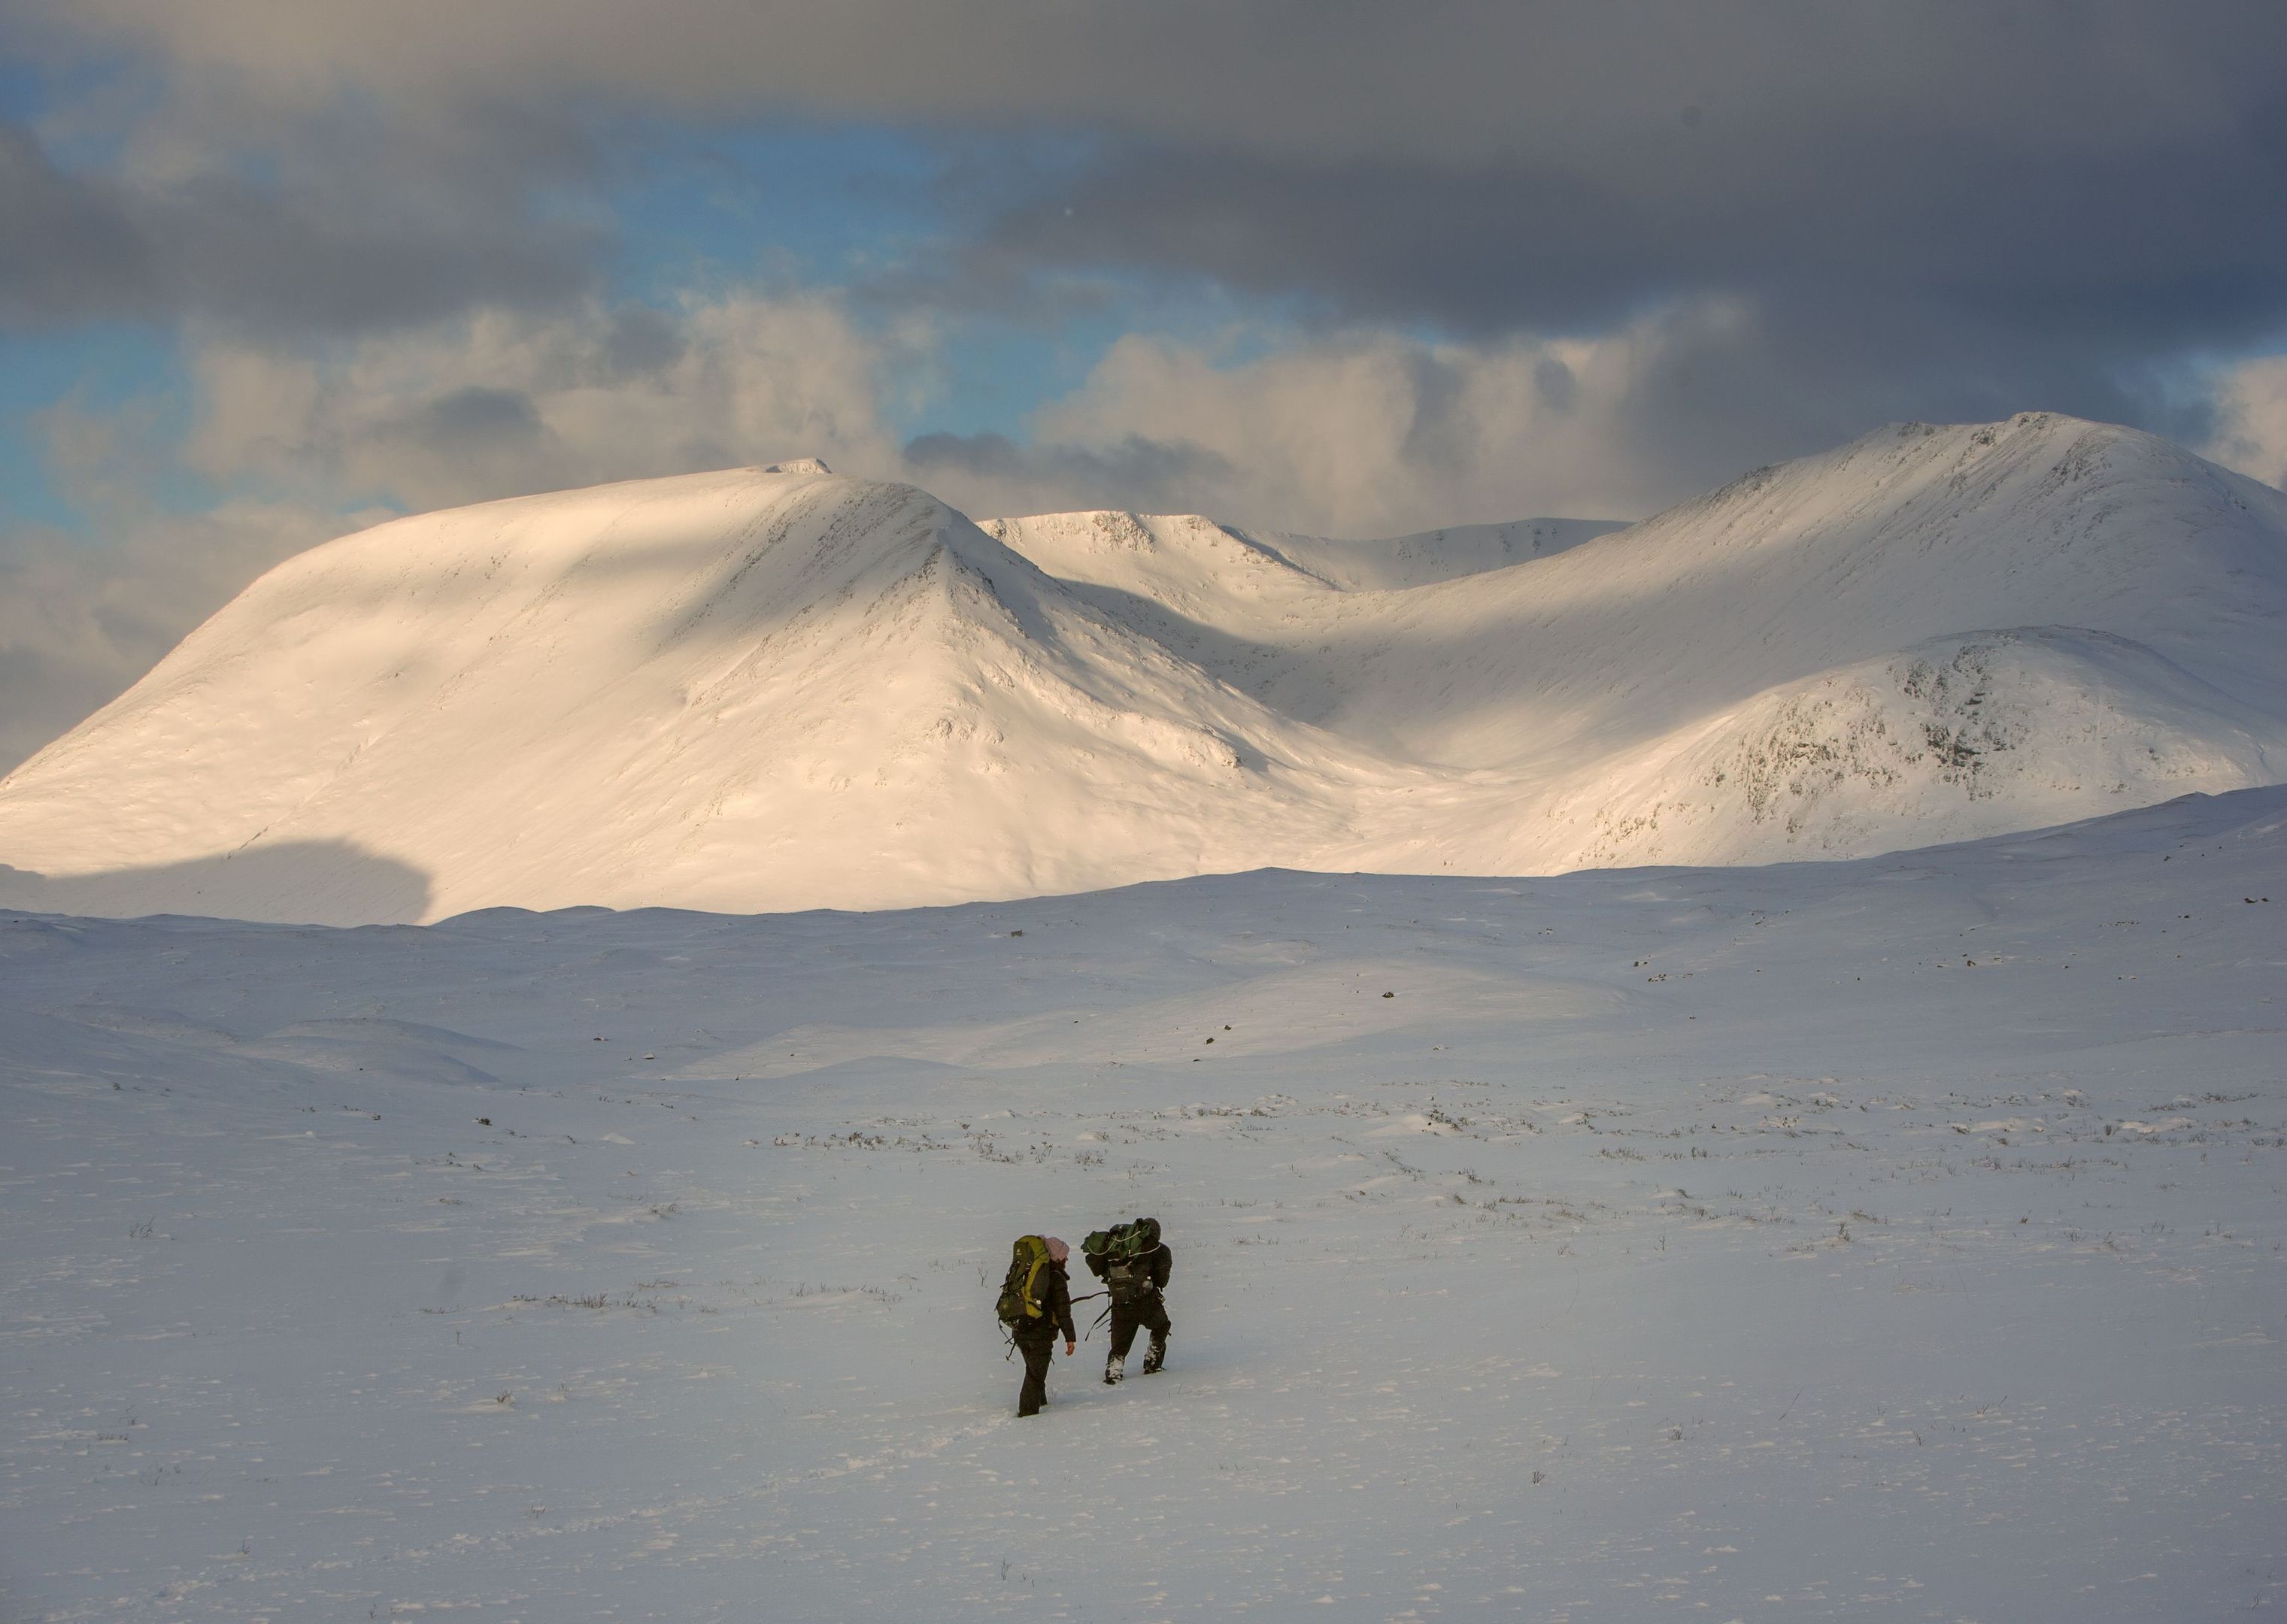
[2,414,2283,922]
[1271,516,1628,589]
[979,510,1625,594]
[3,789,2283,1620]
[982,414,2287,879]
[993,415,2287,773]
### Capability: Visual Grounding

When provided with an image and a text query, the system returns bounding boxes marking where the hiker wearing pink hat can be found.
[996,1233,1078,1417]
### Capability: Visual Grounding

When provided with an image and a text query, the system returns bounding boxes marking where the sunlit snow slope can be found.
[5,789,2285,1619]
[2,414,2283,922]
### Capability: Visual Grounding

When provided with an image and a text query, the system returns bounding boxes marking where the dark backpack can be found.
[996,1235,1052,1326]
[1085,1220,1160,1306]
[1081,1225,1123,1271]
[1104,1251,1154,1306]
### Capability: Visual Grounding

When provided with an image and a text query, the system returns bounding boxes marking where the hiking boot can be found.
[1104,1354,1125,1386]
[1140,1335,1166,1375]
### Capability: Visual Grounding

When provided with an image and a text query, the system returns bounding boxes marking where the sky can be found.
[3,1,2287,771]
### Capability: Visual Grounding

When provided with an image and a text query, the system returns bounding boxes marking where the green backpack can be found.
[1084,1220,1158,1306]
[996,1235,1052,1326]
[1081,1223,1130,1270]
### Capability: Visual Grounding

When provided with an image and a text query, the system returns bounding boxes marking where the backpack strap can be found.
[1021,1244,1048,1317]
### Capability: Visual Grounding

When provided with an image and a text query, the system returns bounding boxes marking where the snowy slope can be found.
[4,788,2283,1620]
[1527,626,2287,868]
[0,467,1412,921]
[978,510,1626,593]
[1271,516,1627,589]
[991,416,2287,768]
[2,414,2283,922]
[984,414,2287,875]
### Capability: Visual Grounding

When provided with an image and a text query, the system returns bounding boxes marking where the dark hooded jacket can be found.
[1013,1257,1077,1344]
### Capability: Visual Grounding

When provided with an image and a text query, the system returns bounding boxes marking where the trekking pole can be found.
[1069,1289,1109,1339]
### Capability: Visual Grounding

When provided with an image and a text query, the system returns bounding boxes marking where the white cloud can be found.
[184,293,909,513]
[915,298,1773,534]
[165,289,1783,549]
[1033,325,1659,532]
[0,398,355,774]
[2204,354,2287,492]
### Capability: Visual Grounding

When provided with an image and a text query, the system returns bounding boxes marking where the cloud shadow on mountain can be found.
[0,840,433,926]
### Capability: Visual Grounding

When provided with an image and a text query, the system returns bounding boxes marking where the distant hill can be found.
[3,413,2282,923]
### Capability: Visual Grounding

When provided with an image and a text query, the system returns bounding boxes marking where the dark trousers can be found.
[1108,1293,1171,1361]
[1015,1333,1056,1416]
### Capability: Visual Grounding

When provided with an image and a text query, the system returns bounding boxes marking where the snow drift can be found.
[2,413,2282,922]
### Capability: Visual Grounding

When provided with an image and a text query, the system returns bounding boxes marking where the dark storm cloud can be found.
[894,3,2286,466]
[0,110,602,335]
[929,6,2287,420]
[18,1,2287,357]
[0,122,159,323]
[38,2,2276,171]
[988,110,2287,349]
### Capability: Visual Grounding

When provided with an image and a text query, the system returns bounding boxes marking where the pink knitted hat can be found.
[1043,1236,1069,1262]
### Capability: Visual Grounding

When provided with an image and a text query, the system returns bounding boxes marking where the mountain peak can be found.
[2,417,2280,923]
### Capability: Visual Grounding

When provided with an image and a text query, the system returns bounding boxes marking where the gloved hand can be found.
[1064,1340,1076,1356]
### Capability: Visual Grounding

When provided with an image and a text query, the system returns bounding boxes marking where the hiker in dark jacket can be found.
[1014,1236,1078,1418]
[1089,1216,1172,1384]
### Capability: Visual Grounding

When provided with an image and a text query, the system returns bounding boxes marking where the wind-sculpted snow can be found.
[2,789,2283,1618]
[2,414,2282,922]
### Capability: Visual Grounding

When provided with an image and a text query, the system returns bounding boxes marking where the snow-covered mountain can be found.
[2,413,2282,923]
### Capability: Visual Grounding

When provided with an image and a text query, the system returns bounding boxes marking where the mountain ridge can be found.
[2,412,2281,923]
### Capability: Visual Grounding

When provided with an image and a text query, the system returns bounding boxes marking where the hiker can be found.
[1084,1216,1173,1385]
[997,1234,1077,1417]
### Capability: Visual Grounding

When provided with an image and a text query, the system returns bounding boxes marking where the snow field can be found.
[3,787,2284,1619]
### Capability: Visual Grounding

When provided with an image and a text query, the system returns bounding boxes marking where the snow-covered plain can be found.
[3,413,2282,923]
[5,786,2283,1621]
